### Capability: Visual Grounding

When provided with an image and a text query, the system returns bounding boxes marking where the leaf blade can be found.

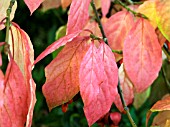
[123,18,162,93]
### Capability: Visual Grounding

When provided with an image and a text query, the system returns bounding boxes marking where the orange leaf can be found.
[151,95,170,112]
[67,0,91,34]
[43,37,90,110]
[61,0,72,8]
[123,18,162,92]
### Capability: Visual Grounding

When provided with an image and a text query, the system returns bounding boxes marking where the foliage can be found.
[0,0,170,127]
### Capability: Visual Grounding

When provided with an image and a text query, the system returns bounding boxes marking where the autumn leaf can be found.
[0,0,17,30]
[156,0,170,42]
[152,111,170,127]
[151,95,170,112]
[79,42,118,126]
[103,11,134,61]
[101,0,111,17]
[114,64,134,112]
[34,30,82,64]
[0,59,28,127]
[67,0,91,34]
[24,0,43,14]
[61,0,72,8]
[123,18,162,93]
[42,0,61,11]
[9,23,36,127]
[42,36,90,109]
[137,0,157,28]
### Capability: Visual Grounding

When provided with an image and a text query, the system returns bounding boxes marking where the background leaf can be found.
[123,18,162,93]
[66,0,91,34]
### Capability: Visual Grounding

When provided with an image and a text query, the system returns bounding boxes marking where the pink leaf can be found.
[101,0,111,17]
[67,0,91,34]
[34,30,81,65]
[123,18,162,93]
[43,36,90,110]
[24,0,43,14]
[103,11,134,61]
[9,23,36,127]
[114,64,134,112]
[0,59,28,127]
[79,42,118,126]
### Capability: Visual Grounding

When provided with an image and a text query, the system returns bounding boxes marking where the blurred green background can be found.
[0,0,170,127]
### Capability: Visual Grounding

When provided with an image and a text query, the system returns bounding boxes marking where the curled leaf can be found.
[9,23,36,127]
[151,95,170,112]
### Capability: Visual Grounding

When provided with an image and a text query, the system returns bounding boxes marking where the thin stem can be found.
[114,0,148,19]
[5,0,15,44]
[90,0,108,45]
[162,44,170,61]
[118,80,137,127]
[90,0,137,126]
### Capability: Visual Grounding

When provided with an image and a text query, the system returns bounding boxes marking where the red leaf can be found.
[42,37,90,110]
[103,11,134,61]
[0,59,28,127]
[123,18,162,93]
[151,95,170,112]
[9,24,36,127]
[114,64,134,112]
[24,0,43,14]
[67,0,91,34]
[34,30,81,65]
[101,0,111,17]
[79,42,118,126]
